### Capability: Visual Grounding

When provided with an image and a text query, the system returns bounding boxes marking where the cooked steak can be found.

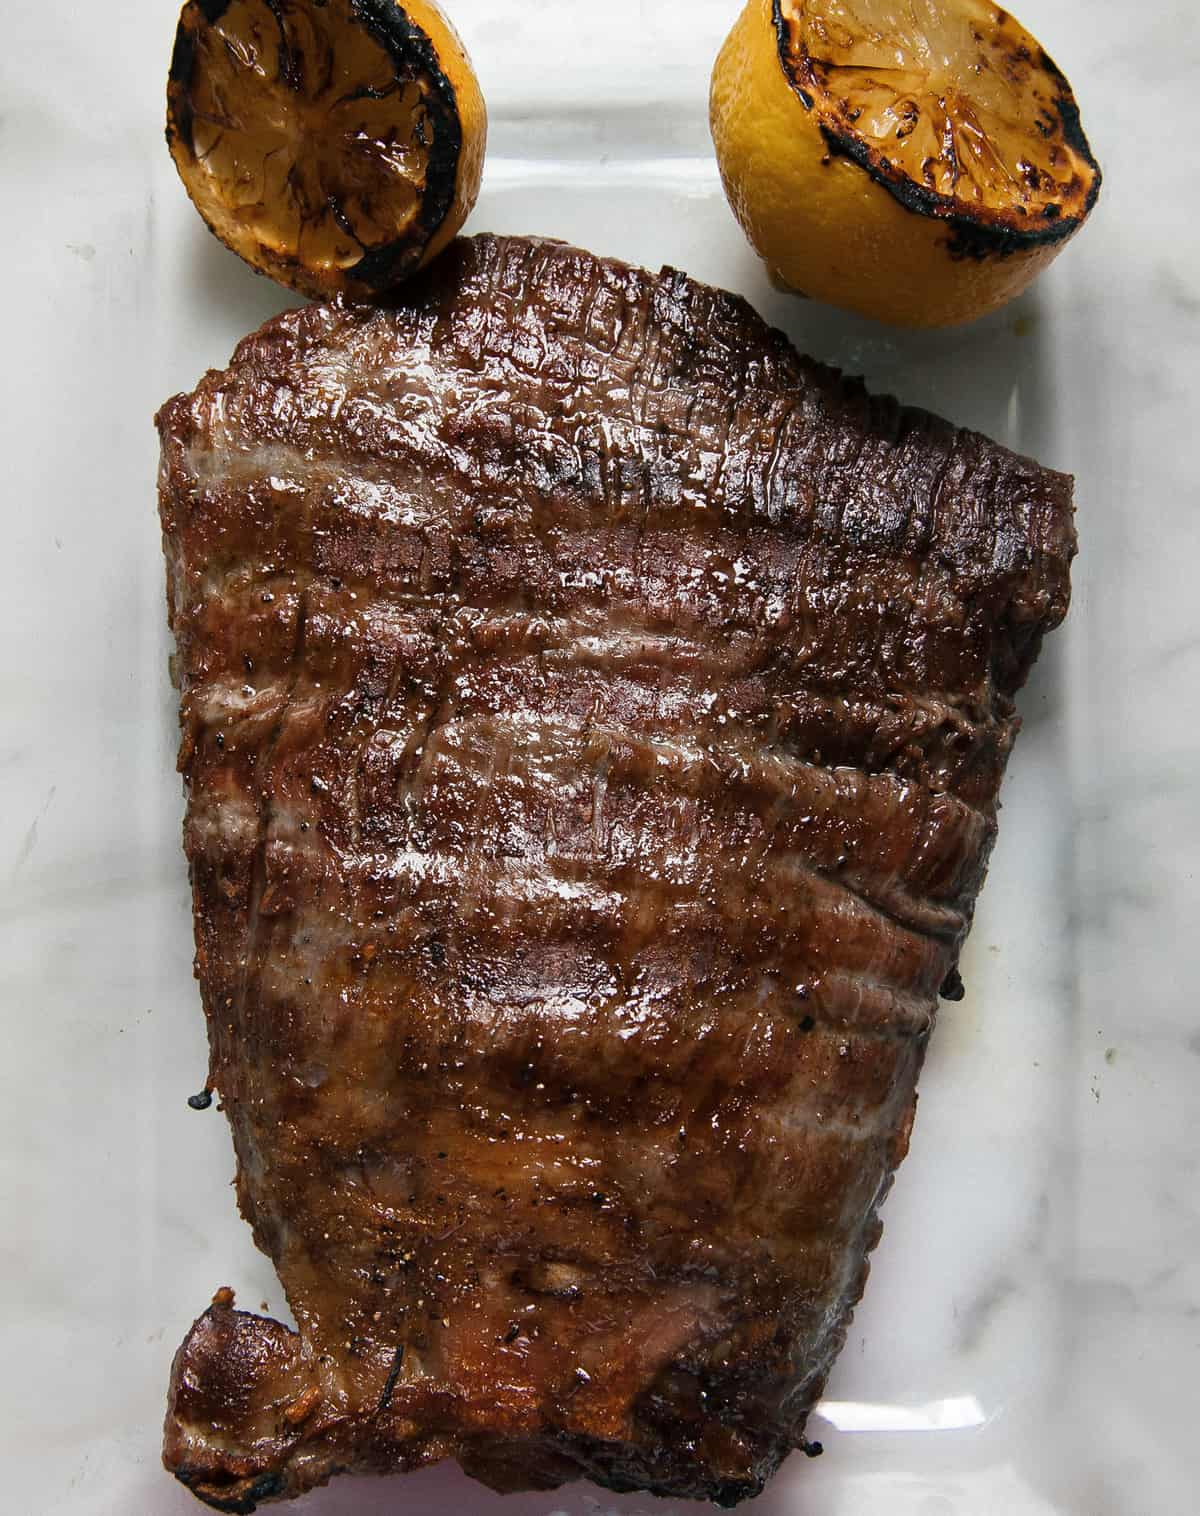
[157,234,1074,1510]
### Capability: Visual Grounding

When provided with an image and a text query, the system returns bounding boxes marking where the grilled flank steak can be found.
[157,235,1074,1510]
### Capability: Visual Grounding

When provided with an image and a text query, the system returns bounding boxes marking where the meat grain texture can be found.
[156,235,1075,1510]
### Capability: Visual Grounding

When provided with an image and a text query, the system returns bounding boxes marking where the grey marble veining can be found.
[1,2,1197,1512]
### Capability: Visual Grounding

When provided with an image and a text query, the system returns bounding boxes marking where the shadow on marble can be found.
[185,216,305,346]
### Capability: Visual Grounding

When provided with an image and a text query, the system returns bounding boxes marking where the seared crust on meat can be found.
[157,234,1074,1508]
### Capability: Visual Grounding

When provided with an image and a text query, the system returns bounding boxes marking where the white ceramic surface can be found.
[2,2,1197,1512]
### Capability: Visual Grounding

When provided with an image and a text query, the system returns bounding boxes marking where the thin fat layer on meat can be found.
[156,234,1075,1511]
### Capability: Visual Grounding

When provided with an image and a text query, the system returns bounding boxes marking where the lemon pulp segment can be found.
[168,0,486,299]
[778,0,1099,245]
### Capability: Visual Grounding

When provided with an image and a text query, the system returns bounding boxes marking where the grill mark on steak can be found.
[157,234,1074,1511]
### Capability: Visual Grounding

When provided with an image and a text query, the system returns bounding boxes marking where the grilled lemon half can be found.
[711,0,1101,327]
[167,0,486,300]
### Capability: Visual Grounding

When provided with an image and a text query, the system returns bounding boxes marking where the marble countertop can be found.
[1,1,1196,1511]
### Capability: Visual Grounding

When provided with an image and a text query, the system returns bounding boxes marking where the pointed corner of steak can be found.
[164,1292,330,1512]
